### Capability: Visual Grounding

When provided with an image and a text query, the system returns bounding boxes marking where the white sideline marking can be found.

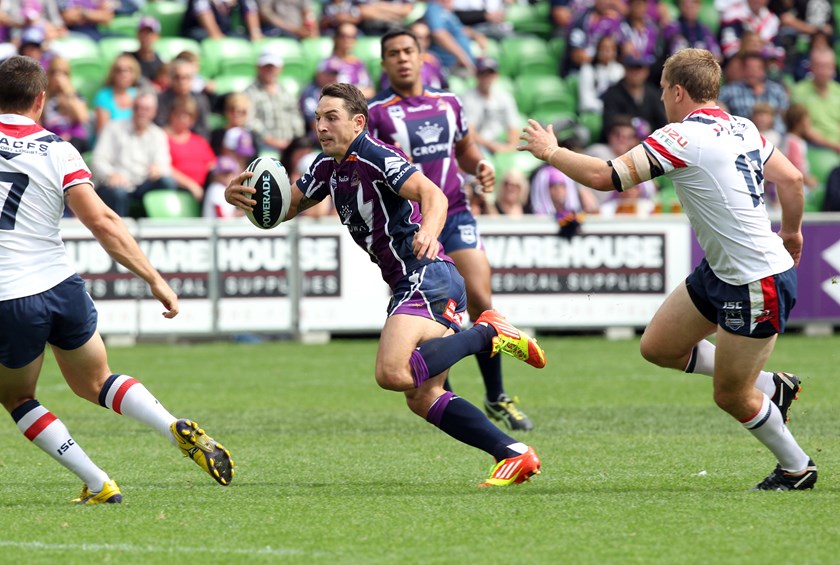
[0,540,309,557]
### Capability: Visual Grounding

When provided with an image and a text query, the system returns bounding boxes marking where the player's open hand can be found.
[518,119,556,160]
[413,228,440,260]
[225,171,256,212]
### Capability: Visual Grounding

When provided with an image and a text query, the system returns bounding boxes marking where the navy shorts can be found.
[438,210,483,253]
[686,258,796,338]
[0,274,98,369]
[387,261,467,332]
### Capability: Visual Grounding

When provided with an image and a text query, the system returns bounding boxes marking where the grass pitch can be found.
[1,334,838,564]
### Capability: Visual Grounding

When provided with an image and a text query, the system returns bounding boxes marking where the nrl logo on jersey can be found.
[416,121,444,144]
[387,105,405,119]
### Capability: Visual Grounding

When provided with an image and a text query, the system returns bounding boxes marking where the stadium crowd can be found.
[1,0,838,221]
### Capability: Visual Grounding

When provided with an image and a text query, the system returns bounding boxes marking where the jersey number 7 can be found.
[0,172,29,230]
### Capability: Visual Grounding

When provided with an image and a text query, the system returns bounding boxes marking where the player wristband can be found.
[541,145,560,162]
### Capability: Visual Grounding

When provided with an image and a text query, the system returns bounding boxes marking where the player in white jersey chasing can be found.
[0,56,234,504]
[518,48,816,491]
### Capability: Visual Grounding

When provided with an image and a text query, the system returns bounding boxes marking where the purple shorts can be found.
[387,261,466,332]
[0,274,97,368]
[686,258,796,338]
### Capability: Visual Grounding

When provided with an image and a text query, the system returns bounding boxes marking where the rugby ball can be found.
[243,157,292,230]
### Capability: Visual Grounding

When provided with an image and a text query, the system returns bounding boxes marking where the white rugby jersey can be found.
[0,114,92,300]
[643,107,794,285]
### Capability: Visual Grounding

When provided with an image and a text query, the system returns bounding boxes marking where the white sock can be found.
[506,442,528,455]
[100,374,178,445]
[14,400,110,491]
[685,340,716,375]
[686,341,776,396]
[741,394,810,472]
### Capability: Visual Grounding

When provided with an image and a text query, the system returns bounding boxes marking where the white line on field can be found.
[0,540,309,556]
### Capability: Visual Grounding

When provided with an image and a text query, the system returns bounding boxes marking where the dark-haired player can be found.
[225,82,545,487]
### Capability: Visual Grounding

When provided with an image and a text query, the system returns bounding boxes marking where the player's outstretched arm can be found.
[66,183,179,318]
[518,119,616,191]
[399,173,448,260]
[764,149,805,266]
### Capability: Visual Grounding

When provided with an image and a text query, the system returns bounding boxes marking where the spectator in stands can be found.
[220,126,257,169]
[617,0,660,68]
[0,0,66,43]
[352,0,413,36]
[719,0,784,61]
[92,91,176,217]
[320,23,374,98]
[17,26,50,68]
[461,56,520,155]
[245,46,306,158]
[425,0,487,77]
[203,156,243,218]
[718,52,788,135]
[599,52,667,143]
[781,103,818,192]
[494,169,530,217]
[258,0,318,39]
[577,34,624,114]
[451,0,513,41]
[751,101,782,146]
[181,0,262,41]
[380,21,448,90]
[561,0,623,77]
[586,113,657,212]
[165,96,216,203]
[130,16,164,85]
[155,58,213,140]
[41,55,90,153]
[320,0,362,36]
[93,53,141,135]
[210,92,257,157]
[790,47,840,153]
[660,0,722,61]
[300,58,339,141]
[773,0,834,73]
[59,0,115,41]
[468,175,497,216]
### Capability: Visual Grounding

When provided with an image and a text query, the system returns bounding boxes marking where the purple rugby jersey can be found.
[296,132,452,288]
[367,87,470,216]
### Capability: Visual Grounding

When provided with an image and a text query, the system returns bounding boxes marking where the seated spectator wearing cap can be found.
[59,0,116,41]
[41,55,90,153]
[598,52,666,143]
[17,26,50,68]
[460,57,521,155]
[300,58,340,142]
[258,0,318,39]
[165,96,216,203]
[92,91,176,217]
[220,126,257,170]
[181,0,262,41]
[320,23,373,97]
[203,156,244,218]
[130,16,165,85]
[245,47,305,158]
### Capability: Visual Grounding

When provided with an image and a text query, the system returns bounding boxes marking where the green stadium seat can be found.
[143,190,200,218]
[353,36,382,70]
[446,74,475,96]
[807,146,840,185]
[99,37,140,65]
[698,1,719,34]
[492,150,543,180]
[279,75,303,98]
[404,1,427,23]
[499,35,557,77]
[805,187,826,212]
[154,37,201,63]
[578,111,603,143]
[212,74,255,96]
[51,35,100,60]
[514,74,572,115]
[99,14,141,37]
[201,38,256,77]
[548,36,566,63]
[141,1,187,37]
[471,37,500,60]
[506,2,552,39]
